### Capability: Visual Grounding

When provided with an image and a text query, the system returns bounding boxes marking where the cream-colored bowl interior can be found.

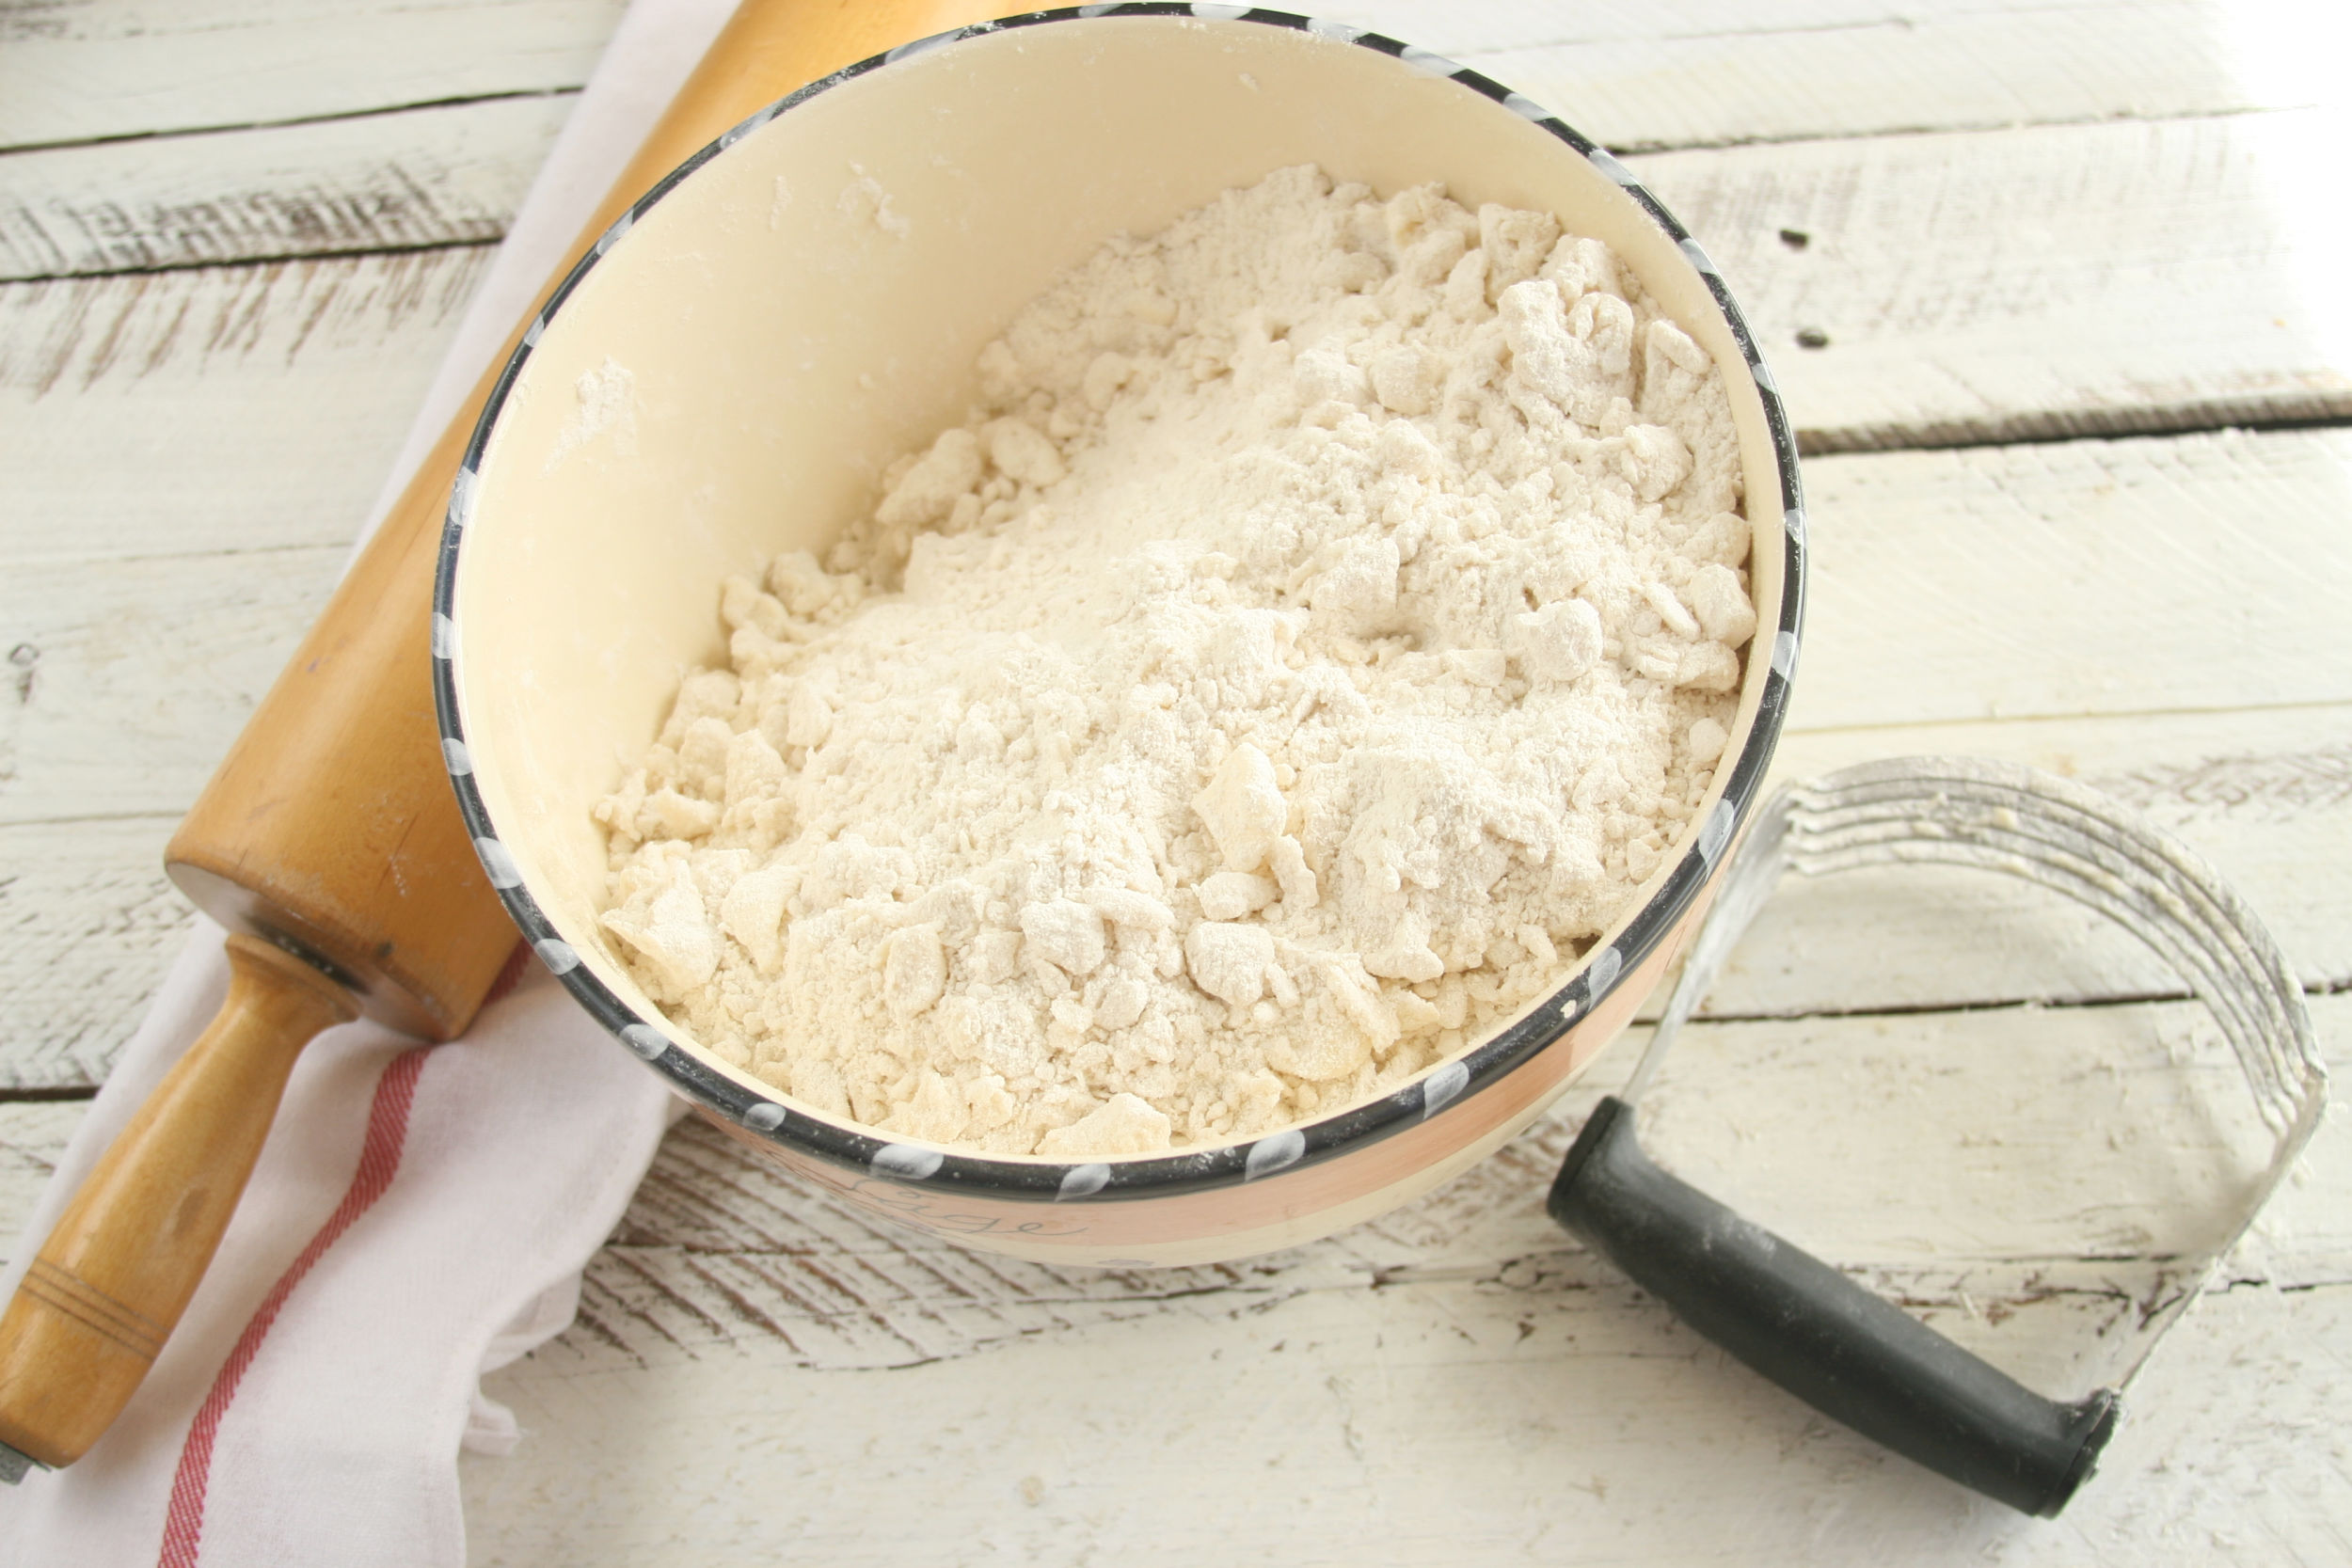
[452,16,1789,1142]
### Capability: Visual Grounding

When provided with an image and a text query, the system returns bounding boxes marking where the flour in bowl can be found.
[594,166,1753,1158]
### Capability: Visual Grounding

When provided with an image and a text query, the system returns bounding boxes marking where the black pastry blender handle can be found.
[1549,1095,2118,1517]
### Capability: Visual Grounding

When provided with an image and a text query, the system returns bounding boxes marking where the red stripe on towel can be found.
[157,1046,432,1568]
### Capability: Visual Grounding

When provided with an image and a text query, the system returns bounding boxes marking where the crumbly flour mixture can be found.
[594,166,1755,1158]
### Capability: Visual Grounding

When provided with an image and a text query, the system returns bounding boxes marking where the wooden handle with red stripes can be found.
[0,936,356,1470]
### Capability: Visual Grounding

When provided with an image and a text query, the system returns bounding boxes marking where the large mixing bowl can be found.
[434,7,1804,1266]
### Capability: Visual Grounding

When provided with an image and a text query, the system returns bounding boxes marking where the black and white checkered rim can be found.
[432,5,1808,1207]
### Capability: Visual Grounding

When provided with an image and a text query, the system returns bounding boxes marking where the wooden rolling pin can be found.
[0,0,1003,1477]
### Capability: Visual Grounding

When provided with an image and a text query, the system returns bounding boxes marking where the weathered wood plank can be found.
[1788,428,2352,728]
[0,96,572,282]
[1632,109,2352,451]
[460,1275,2352,1565]
[0,818,192,1092]
[0,1101,89,1266]
[9,0,2327,282]
[1745,707,2352,1007]
[0,247,490,560]
[1455,0,2300,153]
[1335,0,2201,55]
[0,545,345,825]
[1627,998,2343,1281]
[0,0,623,150]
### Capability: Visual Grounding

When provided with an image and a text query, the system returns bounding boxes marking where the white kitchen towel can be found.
[0,0,739,1561]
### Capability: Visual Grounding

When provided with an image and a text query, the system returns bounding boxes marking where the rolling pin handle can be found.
[1549,1096,2120,1516]
[0,934,358,1474]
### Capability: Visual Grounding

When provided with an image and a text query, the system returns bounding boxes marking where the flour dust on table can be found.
[593,166,1755,1158]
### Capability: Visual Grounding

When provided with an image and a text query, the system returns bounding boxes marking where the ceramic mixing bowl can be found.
[434,7,1805,1266]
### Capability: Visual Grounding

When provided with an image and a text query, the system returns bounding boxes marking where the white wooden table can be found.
[5,2,2350,1561]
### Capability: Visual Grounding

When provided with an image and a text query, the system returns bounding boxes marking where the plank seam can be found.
[1,236,502,289]
[1446,0,2203,59]
[1796,403,2352,459]
[1788,694,2352,740]
[0,88,584,161]
[1603,100,2295,158]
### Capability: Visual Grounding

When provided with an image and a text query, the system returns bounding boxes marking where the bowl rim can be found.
[431,3,1807,1207]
